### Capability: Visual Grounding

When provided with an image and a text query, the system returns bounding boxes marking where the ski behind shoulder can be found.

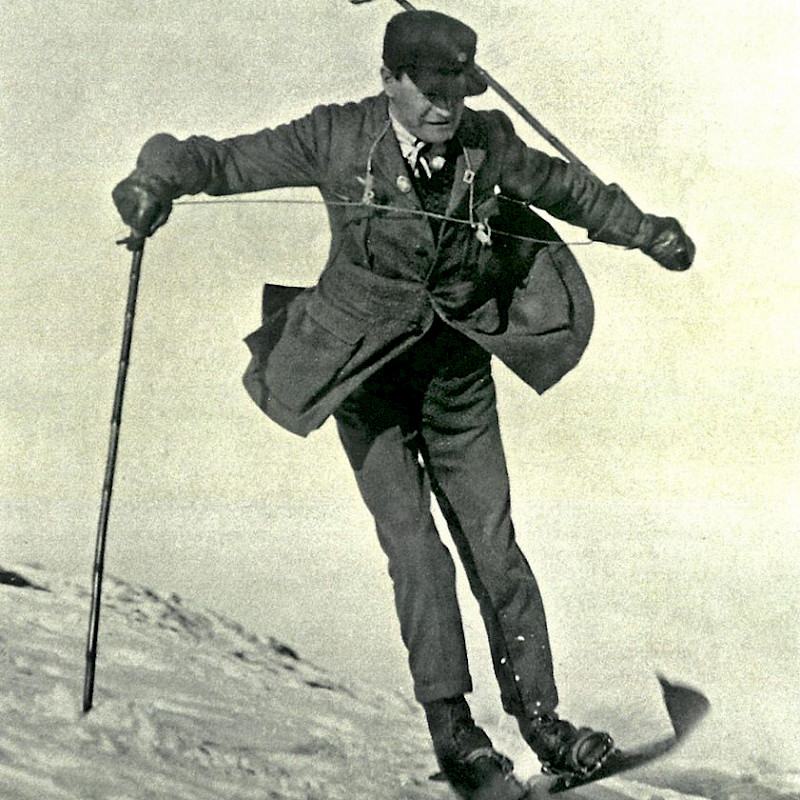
[548,674,710,794]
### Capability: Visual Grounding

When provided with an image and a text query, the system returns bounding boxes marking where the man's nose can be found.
[427,95,459,115]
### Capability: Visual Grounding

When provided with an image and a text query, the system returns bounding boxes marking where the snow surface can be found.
[1,564,797,800]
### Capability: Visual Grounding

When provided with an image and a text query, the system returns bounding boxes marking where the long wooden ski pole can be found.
[350,0,597,176]
[83,237,145,713]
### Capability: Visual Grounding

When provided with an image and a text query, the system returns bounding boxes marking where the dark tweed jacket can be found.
[133,93,648,436]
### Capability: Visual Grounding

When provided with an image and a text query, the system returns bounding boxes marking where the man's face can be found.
[381,67,465,144]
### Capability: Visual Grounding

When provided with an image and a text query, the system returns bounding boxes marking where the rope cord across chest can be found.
[172,196,603,248]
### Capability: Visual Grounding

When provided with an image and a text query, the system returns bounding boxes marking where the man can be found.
[112,10,694,795]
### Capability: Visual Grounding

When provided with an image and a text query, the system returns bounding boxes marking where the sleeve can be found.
[493,110,651,249]
[126,103,338,199]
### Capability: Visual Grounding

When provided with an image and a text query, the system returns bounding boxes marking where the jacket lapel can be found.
[446,145,486,217]
[365,95,420,211]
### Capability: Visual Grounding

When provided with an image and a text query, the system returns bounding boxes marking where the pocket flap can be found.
[305,294,364,345]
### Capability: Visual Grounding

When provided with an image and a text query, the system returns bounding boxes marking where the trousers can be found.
[334,318,559,717]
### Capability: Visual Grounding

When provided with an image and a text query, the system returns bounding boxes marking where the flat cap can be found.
[383,11,488,98]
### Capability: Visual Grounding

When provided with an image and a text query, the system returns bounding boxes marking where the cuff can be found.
[587,183,648,248]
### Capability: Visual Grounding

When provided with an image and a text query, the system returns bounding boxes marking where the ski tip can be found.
[656,673,710,740]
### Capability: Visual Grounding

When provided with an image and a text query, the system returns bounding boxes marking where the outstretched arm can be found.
[112,105,336,240]
[495,111,695,272]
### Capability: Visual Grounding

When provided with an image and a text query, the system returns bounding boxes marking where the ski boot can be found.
[518,712,614,779]
[425,696,526,800]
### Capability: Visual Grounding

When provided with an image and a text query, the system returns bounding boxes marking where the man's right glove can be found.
[112,173,175,241]
[638,215,695,272]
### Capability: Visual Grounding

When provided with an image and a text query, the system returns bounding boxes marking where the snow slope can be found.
[1,564,796,800]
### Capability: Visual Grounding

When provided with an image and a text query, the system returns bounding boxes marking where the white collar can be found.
[388,111,427,164]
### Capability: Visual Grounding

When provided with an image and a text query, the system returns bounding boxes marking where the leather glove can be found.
[638,215,695,271]
[112,173,174,243]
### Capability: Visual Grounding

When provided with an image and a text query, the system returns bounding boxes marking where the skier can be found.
[112,10,694,795]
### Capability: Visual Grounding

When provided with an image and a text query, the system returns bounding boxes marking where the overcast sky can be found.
[2,0,798,771]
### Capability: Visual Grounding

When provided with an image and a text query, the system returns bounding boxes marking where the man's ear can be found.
[380,65,398,97]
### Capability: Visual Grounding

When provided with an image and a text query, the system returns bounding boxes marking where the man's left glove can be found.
[583,182,695,272]
[638,215,695,272]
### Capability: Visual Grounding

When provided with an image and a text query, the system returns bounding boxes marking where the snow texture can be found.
[1,564,797,800]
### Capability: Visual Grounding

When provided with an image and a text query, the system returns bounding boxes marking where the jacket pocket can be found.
[264,292,365,413]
